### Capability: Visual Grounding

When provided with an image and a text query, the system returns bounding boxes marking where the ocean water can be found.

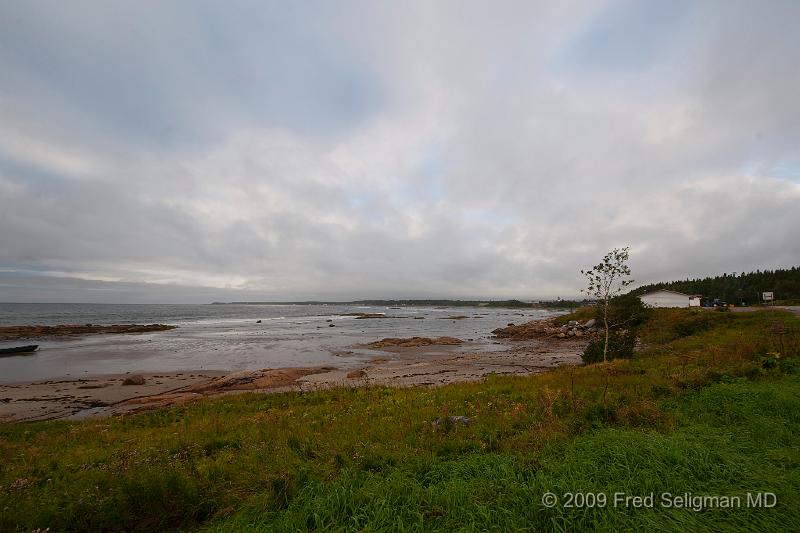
[0,303,561,382]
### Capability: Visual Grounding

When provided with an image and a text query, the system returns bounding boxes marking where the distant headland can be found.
[209,299,586,308]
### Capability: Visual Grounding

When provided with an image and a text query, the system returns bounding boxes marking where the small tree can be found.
[581,247,634,363]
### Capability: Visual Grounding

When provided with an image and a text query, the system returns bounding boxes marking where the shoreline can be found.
[0,316,590,422]
[0,344,588,423]
[0,307,563,384]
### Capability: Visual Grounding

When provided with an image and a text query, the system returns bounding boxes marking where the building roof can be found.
[639,289,691,298]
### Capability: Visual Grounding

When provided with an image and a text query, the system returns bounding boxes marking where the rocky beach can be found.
[0,313,590,422]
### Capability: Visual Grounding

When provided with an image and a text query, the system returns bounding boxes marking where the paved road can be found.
[732,305,800,315]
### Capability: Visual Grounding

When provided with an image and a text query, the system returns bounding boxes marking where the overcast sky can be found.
[1,1,799,303]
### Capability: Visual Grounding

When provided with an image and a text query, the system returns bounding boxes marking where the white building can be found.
[639,289,693,308]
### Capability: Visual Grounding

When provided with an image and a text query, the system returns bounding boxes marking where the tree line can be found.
[630,266,800,304]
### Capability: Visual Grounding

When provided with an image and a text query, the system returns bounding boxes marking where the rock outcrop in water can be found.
[367,336,463,348]
[0,324,177,341]
[343,312,387,319]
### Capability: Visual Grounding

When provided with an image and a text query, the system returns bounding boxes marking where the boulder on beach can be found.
[493,318,598,340]
[493,320,556,340]
[122,375,146,386]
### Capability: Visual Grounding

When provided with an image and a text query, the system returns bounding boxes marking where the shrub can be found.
[672,313,713,338]
[601,293,650,329]
[780,357,799,374]
[649,384,671,398]
[581,330,636,364]
[581,294,645,365]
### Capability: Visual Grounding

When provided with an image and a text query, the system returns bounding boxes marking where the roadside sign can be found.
[763,292,774,302]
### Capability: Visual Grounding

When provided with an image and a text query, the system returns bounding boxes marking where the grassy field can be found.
[1,308,799,532]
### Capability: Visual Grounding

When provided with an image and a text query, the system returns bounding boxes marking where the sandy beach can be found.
[0,317,589,422]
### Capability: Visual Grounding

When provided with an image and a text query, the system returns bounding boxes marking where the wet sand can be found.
[0,334,587,422]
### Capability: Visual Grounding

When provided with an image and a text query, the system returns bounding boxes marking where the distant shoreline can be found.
[211,299,586,309]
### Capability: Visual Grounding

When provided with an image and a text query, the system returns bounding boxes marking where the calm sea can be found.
[0,303,561,382]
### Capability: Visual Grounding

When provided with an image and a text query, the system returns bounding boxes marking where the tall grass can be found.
[218,376,799,532]
[1,309,798,531]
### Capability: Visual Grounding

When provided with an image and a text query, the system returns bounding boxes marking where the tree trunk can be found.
[603,299,609,362]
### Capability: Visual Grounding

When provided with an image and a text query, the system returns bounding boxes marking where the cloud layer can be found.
[1,0,799,302]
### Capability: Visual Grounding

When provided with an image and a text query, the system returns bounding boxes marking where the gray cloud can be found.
[1,0,798,303]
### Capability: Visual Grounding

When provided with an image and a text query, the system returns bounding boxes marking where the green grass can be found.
[1,309,799,532]
[211,377,800,532]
